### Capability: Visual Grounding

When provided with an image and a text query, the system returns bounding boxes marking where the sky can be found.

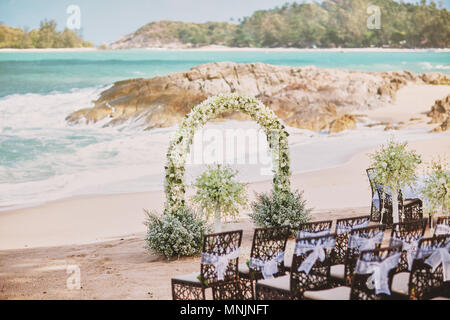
[1,0,449,45]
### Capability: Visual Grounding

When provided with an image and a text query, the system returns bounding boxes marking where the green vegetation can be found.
[145,207,210,258]
[250,189,312,234]
[129,0,449,48]
[369,140,422,223]
[191,165,248,232]
[0,20,94,49]
[134,21,237,46]
[421,156,450,218]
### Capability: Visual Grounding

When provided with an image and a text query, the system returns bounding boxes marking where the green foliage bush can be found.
[127,0,449,48]
[421,157,450,216]
[192,164,248,221]
[250,189,312,232]
[145,208,210,259]
[0,20,93,49]
[369,140,422,192]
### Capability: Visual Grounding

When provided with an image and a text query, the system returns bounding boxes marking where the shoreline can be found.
[1,84,449,215]
[1,46,449,53]
[0,134,448,251]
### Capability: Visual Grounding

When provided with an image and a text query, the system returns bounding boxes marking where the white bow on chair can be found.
[435,224,450,236]
[355,252,401,295]
[425,248,450,282]
[201,246,241,281]
[295,238,336,275]
[392,237,422,271]
[348,232,384,251]
[249,251,285,279]
[297,229,330,238]
[336,220,370,235]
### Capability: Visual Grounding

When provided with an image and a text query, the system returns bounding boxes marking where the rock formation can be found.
[329,115,357,133]
[432,117,450,132]
[427,94,450,124]
[66,62,450,133]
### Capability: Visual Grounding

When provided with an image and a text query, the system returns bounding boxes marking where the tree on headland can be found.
[0,19,94,49]
[115,0,450,49]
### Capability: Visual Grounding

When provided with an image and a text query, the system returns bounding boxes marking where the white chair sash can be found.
[391,236,422,271]
[295,238,336,275]
[348,231,384,251]
[435,224,450,235]
[201,246,240,281]
[249,250,284,279]
[336,220,370,235]
[424,248,450,282]
[355,252,401,295]
[297,229,330,238]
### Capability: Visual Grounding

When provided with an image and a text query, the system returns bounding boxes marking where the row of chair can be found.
[171,216,450,300]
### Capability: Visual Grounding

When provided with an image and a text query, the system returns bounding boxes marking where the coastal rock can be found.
[432,116,450,132]
[427,94,450,124]
[421,73,450,85]
[329,115,357,133]
[66,62,444,132]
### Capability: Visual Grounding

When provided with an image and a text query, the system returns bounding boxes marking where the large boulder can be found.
[66,62,445,132]
[329,115,357,133]
[432,116,450,132]
[427,94,450,124]
[421,73,450,85]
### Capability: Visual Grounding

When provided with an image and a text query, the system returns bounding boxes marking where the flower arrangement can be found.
[164,93,291,216]
[250,189,312,234]
[369,139,422,224]
[421,156,450,219]
[145,208,210,259]
[192,164,248,232]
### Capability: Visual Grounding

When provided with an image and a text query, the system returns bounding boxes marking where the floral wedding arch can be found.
[164,93,291,215]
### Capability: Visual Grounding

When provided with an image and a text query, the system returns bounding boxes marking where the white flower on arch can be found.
[164,93,292,215]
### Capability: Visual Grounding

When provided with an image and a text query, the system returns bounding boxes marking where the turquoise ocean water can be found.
[0,50,449,209]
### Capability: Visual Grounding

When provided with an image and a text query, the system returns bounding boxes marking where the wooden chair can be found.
[367,168,383,222]
[434,216,450,236]
[237,226,290,299]
[389,219,427,273]
[171,230,242,300]
[331,215,370,283]
[391,235,450,300]
[256,234,336,300]
[366,168,423,226]
[330,224,386,286]
[283,220,333,271]
[304,246,402,300]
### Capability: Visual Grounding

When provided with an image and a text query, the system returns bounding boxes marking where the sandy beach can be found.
[0,136,448,300]
[0,83,449,300]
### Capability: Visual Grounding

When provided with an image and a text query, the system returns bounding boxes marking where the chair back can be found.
[296,220,333,238]
[350,245,402,300]
[366,168,388,222]
[409,235,450,300]
[344,224,386,284]
[200,230,243,287]
[366,168,377,196]
[248,226,290,279]
[389,219,427,273]
[333,215,370,265]
[434,217,450,236]
[290,233,337,298]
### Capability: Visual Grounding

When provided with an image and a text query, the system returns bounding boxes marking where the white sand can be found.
[0,135,448,251]
[364,84,450,125]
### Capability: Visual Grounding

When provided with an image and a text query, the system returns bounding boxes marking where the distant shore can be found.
[1,46,449,53]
